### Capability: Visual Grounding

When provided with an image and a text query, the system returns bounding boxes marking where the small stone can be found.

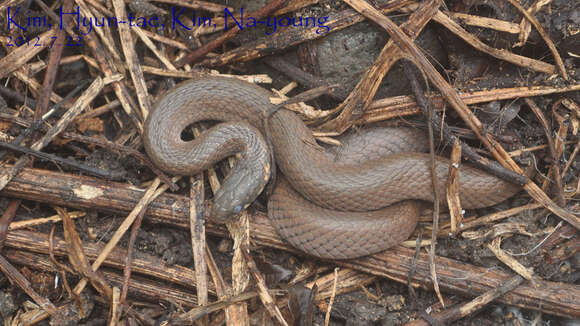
[378,295,405,312]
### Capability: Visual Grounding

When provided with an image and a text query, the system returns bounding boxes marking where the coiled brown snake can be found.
[144,76,521,259]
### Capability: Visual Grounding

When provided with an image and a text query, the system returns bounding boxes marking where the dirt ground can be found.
[0,0,579,325]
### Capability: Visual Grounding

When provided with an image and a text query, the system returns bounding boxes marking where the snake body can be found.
[144,76,521,259]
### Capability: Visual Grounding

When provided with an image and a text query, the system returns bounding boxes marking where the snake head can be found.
[210,160,270,223]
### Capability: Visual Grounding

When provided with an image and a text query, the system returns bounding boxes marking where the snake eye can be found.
[233,205,243,214]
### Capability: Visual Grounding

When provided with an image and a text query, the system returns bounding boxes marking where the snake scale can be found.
[144,76,521,259]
